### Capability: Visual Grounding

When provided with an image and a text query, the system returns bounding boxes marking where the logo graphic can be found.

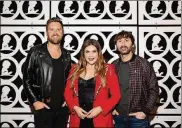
[0,59,16,80]
[173,86,181,106]
[108,34,118,54]
[158,87,167,105]
[145,1,166,18]
[62,34,78,53]
[83,1,104,17]
[58,1,79,18]
[109,1,130,17]
[22,34,42,52]
[0,34,16,54]
[0,1,17,18]
[172,60,181,80]
[22,1,42,18]
[151,60,167,80]
[146,34,166,55]
[84,34,104,50]
[172,34,181,54]
[0,85,15,106]
[171,1,181,17]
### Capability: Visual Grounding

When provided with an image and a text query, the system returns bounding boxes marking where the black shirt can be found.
[78,77,95,128]
[50,56,65,110]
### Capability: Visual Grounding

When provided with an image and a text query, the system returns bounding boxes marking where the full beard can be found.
[48,36,62,44]
[119,46,132,55]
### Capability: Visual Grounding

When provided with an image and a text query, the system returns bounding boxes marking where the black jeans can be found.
[34,107,69,128]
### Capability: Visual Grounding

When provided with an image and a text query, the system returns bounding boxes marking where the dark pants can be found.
[113,115,150,128]
[34,107,69,128]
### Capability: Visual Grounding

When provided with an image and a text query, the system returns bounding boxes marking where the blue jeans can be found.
[113,115,150,128]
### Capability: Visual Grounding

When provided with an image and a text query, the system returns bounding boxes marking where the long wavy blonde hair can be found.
[69,39,107,88]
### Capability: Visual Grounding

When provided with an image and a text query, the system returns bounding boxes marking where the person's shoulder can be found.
[70,63,77,71]
[105,63,113,67]
[62,47,71,55]
[28,43,44,54]
[111,58,120,65]
[135,55,152,67]
[105,63,115,71]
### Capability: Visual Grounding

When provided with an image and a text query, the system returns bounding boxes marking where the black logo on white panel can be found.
[173,86,181,106]
[171,1,181,17]
[83,1,104,17]
[58,1,79,18]
[21,89,30,105]
[0,122,14,128]
[0,59,16,80]
[0,85,15,105]
[0,1,17,18]
[151,60,167,79]
[22,1,42,18]
[109,1,130,17]
[109,34,118,54]
[158,86,168,106]
[62,34,78,54]
[84,34,104,50]
[22,34,42,52]
[172,34,181,54]
[172,60,181,80]
[145,1,166,18]
[0,34,16,54]
[146,34,166,55]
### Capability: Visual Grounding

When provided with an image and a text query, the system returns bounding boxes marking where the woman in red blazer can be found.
[64,39,121,128]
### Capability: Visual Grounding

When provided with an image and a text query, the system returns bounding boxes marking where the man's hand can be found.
[112,109,119,115]
[73,106,87,119]
[33,101,50,110]
[129,111,146,119]
[87,106,103,119]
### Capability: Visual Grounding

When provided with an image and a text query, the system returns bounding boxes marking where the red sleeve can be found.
[100,64,121,116]
[64,65,79,114]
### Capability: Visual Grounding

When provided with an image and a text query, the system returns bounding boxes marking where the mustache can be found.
[120,46,128,49]
[52,34,59,37]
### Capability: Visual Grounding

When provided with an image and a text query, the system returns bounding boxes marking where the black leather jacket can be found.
[23,42,71,105]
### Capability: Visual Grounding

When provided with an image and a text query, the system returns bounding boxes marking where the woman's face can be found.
[84,45,98,66]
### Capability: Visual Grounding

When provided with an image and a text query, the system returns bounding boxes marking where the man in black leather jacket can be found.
[23,17,71,128]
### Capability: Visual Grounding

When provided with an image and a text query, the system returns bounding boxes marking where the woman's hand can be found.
[73,106,87,119]
[87,106,103,118]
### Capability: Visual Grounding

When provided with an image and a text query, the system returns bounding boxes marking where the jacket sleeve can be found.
[142,61,159,114]
[100,64,121,116]
[22,48,38,105]
[64,65,79,114]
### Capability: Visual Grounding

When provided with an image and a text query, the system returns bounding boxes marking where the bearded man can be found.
[23,17,71,128]
[112,30,159,128]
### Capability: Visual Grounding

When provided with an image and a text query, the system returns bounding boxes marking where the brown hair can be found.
[69,39,107,88]
[46,17,63,31]
[114,30,135,45]
[114,30,136,53]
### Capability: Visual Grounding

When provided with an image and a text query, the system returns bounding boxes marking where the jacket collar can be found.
[40,41,70,68]
[119,53,136,63]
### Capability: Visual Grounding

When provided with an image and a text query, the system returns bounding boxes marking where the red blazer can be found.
[64,64,121,128]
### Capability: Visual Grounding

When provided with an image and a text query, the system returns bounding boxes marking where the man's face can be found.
[46,22,63,45]
[116,37,133,55]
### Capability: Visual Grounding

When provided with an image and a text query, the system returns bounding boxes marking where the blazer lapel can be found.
[94,75,102,99]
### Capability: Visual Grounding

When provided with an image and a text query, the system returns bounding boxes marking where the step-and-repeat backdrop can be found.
[0,1,181,128]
